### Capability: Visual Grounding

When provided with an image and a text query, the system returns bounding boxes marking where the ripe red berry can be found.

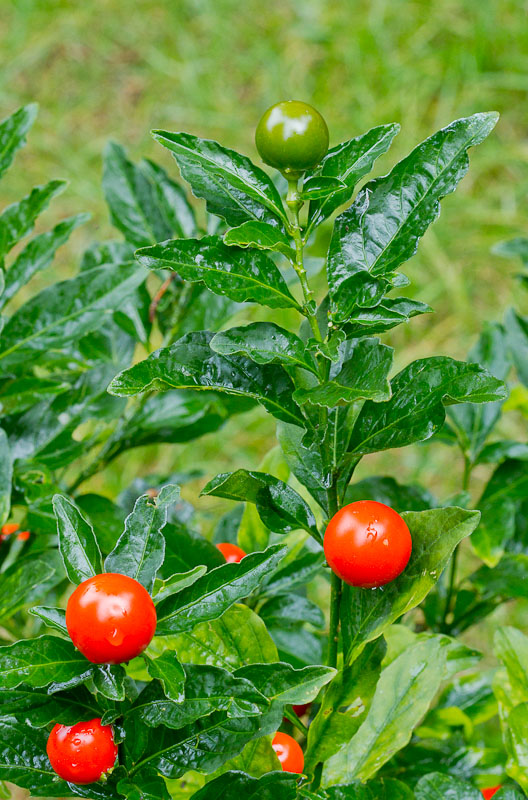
[216,542,246,564]
[66,573,157,664]
[17,530,30,541]
[482,788,501,800]
[1,522,19,536]
[46,718,117,785]
[272,732,304,773]
[324,500,412,588]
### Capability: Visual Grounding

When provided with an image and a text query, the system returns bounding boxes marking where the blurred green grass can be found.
[1,0,527,507]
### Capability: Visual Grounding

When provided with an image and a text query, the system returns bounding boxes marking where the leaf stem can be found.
[283,707,309,736]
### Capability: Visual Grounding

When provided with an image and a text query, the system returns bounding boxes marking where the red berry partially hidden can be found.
[292,703,311,717]
[324,500,412,588]
[66,573,157,664]
[482,788,501,800]
[1,522,19,536]
[217,542,246,564]
[17,530,30,541]
[272,731,304,774]
[46,718,117,785]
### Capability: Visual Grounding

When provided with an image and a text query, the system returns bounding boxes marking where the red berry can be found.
[216,542,246,564]
[17,531,30,541]
[1,522,19,536]
[324,500,412,588]
[46,718,117,784]
[482,788,501,800]
[272,731,304,774]
[66,573,157,664]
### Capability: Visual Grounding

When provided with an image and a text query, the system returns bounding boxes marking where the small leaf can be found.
[211,322,319,375]
[155,544,286,634]
[153,566,207,603]
[0,180,66,252]
[29,607,68,637]
[105,485,179,592]
[202,470,318,538]
[144,651,185,703]
[53,493,102,584]
[118,769,171,800]
[348,357,508,455]
[0,429,12,526]
[224,221,295,259]
[0,561,55,623]
[0,103,38,180]
[137,236,299,310]
[108,331,305,428]
[299,176,346,200]
[153,130,288,229]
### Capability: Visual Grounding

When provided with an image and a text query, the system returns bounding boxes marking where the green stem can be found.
[283,707,309,736]
[328,570,343,669]
[441,454,472,630]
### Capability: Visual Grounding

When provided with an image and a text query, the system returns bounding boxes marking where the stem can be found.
[286,178,322,343]
[283,707,309,736]
[441,454,472,630]
[327,571,342,669]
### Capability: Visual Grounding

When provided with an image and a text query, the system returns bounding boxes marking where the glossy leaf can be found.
[0,262,145,369]
[341,297,433,336]
[0,684,100,729]
[294,337,393,407]
[211,322,319,375]
[213,738,281,779]
[0,180,66,252]
[0,104,38,180]
[341,507,480,663]
[348,357,507,455]
[414,773,482,799]
[105,485,179,592]
[0,429,11,526]
[190,770,297,800]
[137,236,299,310]
[118,770,171,800]
[306,123,400,235]
[153,565,207,603]
[155,544,286,634]
[0,376,70,415]
[299,176,346,200]
[53,493,103,584]
[277,421,329,512]
[108,331,305,428]
[224,221,295,259]
[502,703,528,793]
[0,635,91,692]
[134,663,265,728]
[29,606,68,637]
[153,130,288,229]
[202,470,318,538]
[140,158,197,238]
[345,475,437,512]
[0,719,73,798]
[0,560,55,622]
[236,662,335,711]
[143,651,185,703]
[326,113,498,317]
[315,779,413,799]
[258,594,325,630]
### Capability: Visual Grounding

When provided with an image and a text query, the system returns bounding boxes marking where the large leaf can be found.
[137,236,299,310]
[0,429,11,526]
[306,123,401,235]
[0,103,38,180]
[294,337,393,407]
[211,322,319,374]
[0,635,91,692]
[140,158,197,238]
[152,130,288,229]
[0,719,73,798]
[202,470,318,538]
[321,636,471,785]
[345,475,436,512]
[0,213,89,308]
[414,773,482,799]
[0,180,66,252]
[108,331,305,427]
[184,770,297,799]
[309,779,413,799]
[0,262,146,369]
[0,559,55,622]
[224,221,295,259]
[326,112,498,318]
[53,493,103,584]
[348,357,507,455]
[105,485,179,592]
[277,421,329,512]
[155,545,286,634]
[341,507,480,663]
[0,684,100,729]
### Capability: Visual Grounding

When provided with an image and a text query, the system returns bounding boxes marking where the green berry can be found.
[255,100,329,176]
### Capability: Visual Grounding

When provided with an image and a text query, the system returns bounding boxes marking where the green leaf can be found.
[189,770,297,799]
[0,560,55,622]
[341,507,480,663]
[306,123,400,235]
[326,113,498,317]
[345,475,436,512]
[153,603,278,670]
[140,158,197,238]
[0,635,91,692]
[0,180,66,252]
[277,422,329,512]
[0,213,89,308]
[493,236,528,266]
[341,297,433,336]
[321,636,467,785]
[299,176,346,200]
[108,331,305,428]
[152,130,288,229]
[0,429,11,527]
[118,770,171,800]
[505,307,528,386]
[316,779,413,799]
[502,703,528,793]
[414,773,482,799]
[161,522,224,574]
[29,606,68,637]
[0,684,100,729]
[494,626,528,703]
[0,719,72,797]
[0,262,146,369]
[293,337,393,407]
[224,221,295,259]
[134,663,265,728]
[105,485,179,592]
[137,236,299,310]
[212,738,281,779]
[348,357,507,455]
[202,470,318,538]
[258,594,325,630]
[0,376,70,415]
[155,545,286,634]
[305,639,386,772]
[471,553,528,601]
[87,663,127,701]
[53,493,103,584]
[153,566,207,603]
[211,322,319,375]
[143,651,185,703]
[0,103,38,180]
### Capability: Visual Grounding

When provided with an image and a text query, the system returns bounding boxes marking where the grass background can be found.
[1,0,527,523]
[1,1,528,796]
